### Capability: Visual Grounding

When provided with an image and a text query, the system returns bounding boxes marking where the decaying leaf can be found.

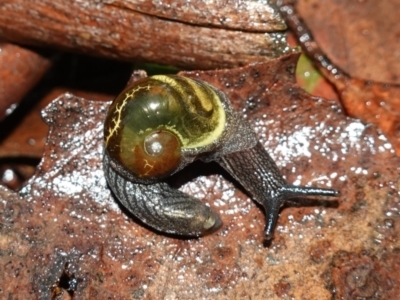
[0,43,51,120]
[296,0,400,85]
[0,53,399,299]
[279,0,400,157]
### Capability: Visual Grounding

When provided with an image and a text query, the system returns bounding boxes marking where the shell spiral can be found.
[104,75,227,180]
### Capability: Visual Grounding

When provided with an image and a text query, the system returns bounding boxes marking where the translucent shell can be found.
[104,75,227,180]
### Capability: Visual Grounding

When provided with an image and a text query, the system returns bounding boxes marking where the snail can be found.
[103,74,339,240]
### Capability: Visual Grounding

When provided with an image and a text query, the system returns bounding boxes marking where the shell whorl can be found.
[104,75,228,180]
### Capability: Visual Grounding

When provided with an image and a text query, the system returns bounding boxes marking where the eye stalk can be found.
[103,74,339,240]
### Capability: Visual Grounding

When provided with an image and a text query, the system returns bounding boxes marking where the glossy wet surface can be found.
[1,53,399,299]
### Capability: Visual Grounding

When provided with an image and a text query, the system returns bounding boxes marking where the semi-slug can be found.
[103,75,339,240]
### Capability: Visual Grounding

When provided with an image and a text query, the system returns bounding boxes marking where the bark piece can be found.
[0,0,289,70]
[114,0,286,32]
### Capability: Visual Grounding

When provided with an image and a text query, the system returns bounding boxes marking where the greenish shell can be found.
[104,75,227,179]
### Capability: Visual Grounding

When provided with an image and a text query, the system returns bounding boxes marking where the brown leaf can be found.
[337,78,400,157]
[297,0,400,85]
[0,43,51,120]
[1,53,399,298]
[0,88,112,160]
[279,1,400,156]
[329,250,400,299]
[0,87,113,190]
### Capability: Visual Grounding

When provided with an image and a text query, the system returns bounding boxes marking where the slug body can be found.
[103,75,339,240]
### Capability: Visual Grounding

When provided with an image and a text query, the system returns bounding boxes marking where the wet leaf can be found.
[0,87,112,190]
[280,0,400,156]
[297,0,400,85]
[0,53,399,299]
[0,43,51,120]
